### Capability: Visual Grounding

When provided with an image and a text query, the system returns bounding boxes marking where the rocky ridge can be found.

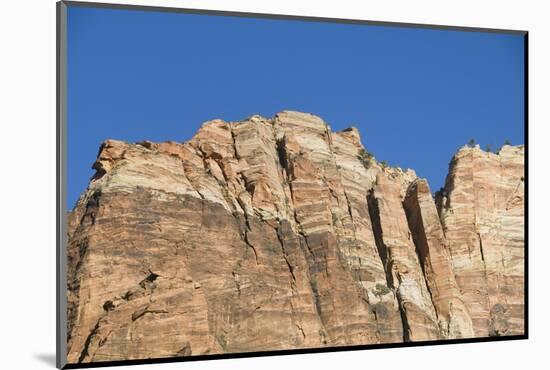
[66,111,525,363]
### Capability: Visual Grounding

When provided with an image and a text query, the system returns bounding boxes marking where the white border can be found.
[2,1,547,369]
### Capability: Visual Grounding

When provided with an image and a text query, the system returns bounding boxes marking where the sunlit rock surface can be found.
[66,111,525,363]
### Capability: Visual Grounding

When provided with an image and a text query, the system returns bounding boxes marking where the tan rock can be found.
[436,145,525,337]
[369,173,439,341]
[404,179,474,339]
[66,112,525,364]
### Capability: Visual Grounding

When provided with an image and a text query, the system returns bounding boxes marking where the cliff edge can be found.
[66,111,525,363]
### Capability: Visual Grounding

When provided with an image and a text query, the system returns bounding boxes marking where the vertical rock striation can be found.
[368,171,440,341]
[436,145,525,337]
[404,179,474,339]
[66,112,525,364]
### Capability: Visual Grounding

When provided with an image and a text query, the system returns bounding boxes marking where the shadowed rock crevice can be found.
[77,320,101,363]
[403,179,474,339]
[367,190,411,342]
[367,191,392,286]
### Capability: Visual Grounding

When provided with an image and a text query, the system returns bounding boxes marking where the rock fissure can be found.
[77,319,102,363]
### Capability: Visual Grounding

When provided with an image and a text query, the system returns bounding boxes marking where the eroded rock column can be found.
[404,179,474,339]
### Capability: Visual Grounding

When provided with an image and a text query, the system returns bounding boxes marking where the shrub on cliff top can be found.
[357,148,373,168]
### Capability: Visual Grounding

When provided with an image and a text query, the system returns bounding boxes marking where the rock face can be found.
[66,111,525,364]
[436,145,525,337]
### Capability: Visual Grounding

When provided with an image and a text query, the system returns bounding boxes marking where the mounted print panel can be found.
[57,1,527,368]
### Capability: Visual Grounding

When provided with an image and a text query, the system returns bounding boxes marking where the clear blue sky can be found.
[67,6,525,208]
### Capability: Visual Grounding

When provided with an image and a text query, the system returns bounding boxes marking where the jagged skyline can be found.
[67,111,524,363]
[67,6,524,207]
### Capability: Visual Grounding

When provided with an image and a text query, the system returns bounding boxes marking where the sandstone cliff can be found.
[66,111,525,363]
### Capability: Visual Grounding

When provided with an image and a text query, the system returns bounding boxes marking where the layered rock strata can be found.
[66,111,525,363]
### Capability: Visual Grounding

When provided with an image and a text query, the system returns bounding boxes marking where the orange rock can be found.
[66,112,524,364]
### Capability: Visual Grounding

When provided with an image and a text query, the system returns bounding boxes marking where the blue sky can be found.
[67,6,524,208]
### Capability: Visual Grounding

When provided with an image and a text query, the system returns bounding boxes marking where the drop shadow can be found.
[34,353,56,367]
